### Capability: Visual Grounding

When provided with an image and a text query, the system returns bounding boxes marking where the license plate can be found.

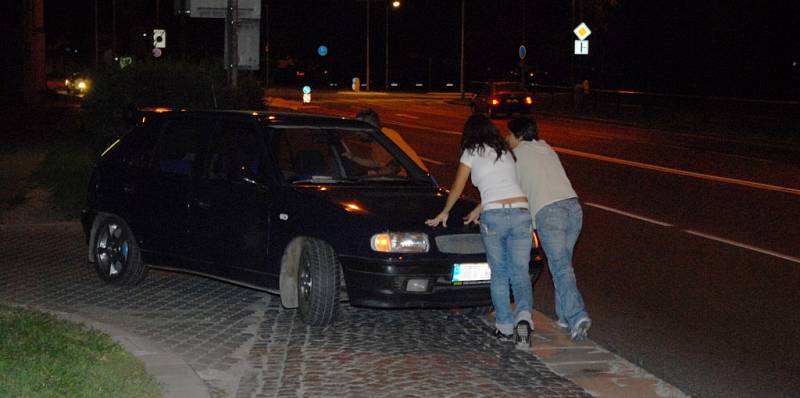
[452,262,491,283]
[507,99,519,103]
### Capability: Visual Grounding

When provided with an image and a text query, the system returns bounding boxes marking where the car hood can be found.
[292,185,479,234]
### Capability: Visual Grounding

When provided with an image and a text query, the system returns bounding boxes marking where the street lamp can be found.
[459,0,465,99]
[385,1,400,90]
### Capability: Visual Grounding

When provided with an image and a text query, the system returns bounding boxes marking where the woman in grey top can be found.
[506,116,591,341]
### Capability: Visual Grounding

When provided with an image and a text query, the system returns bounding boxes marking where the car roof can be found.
[145,109,374,130]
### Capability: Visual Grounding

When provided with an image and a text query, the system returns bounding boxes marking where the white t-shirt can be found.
[513,140,577,221]
[459,144,524,204]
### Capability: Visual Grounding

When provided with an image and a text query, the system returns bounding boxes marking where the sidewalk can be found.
[507,312,687,397]
[0,223,688,398]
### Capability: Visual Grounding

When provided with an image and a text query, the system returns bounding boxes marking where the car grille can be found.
[434,234,485,254]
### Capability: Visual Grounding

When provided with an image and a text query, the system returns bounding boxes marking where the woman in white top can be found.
[426,113,534,346]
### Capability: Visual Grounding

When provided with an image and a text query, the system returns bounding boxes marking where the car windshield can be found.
[270,127,431,185]
[495,82,526,92]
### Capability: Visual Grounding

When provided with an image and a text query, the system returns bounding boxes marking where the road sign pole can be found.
[226,0,239,87]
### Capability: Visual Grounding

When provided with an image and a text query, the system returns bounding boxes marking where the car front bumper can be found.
[341,255,508,309]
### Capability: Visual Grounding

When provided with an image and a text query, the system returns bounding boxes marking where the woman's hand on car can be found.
[463,204,481,225]
[425,211,449,228]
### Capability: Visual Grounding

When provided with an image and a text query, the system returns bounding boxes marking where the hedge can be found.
[82,60,266,140]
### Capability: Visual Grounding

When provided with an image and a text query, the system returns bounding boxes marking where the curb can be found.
[483,310,689,398]
[41,309,211,398]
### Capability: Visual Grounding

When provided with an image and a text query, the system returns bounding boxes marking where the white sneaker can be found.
[514,320,533,348]
[554,319,568,329]
[570,317,591,341]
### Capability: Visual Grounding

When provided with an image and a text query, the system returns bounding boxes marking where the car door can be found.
[188,117,274,286]
[142,115,211,268]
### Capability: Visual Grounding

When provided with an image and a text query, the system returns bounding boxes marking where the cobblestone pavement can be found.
[0,223,592,398]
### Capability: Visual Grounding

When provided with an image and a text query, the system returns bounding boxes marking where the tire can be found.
[297,238,341,326]
[91,214,147,285]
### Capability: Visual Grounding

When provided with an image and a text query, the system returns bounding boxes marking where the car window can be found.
[207,121,267,183]
[116,125,158,169]
[153,119,208,178]
[270,127,414,183]
[271,127,341,181]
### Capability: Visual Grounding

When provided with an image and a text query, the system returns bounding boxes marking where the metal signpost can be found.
[180,0,262,87]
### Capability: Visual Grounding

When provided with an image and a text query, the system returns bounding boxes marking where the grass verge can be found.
[0,304,161,398]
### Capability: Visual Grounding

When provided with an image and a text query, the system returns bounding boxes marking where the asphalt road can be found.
[274,91,800,397]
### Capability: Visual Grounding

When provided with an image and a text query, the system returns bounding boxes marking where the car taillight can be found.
[524,96,533,105]
[490,97,500,106]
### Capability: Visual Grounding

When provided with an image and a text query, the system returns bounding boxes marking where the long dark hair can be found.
[460,113,513,162]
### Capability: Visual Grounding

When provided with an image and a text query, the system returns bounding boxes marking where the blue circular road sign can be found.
[302,85,312,94]
[317,45,328,57]
[518,45,527,60]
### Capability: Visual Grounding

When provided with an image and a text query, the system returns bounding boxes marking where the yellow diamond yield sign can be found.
[573,22,591,40]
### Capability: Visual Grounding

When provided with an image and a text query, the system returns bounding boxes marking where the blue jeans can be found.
[535,198,589,329]
[480,208,533,335]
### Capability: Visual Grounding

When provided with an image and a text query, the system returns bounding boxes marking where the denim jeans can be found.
[535,198,589,329]
[480,207,533,335]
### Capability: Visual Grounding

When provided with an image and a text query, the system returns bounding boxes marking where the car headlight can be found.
[371,232,429,253]
[77,81,87,90]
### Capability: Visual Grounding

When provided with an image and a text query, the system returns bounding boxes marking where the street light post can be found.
[94,0,99,69]
[459,0,465,99]
[385,1,400,91]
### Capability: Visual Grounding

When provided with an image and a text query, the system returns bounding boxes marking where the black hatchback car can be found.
[82,110,543,326]
[470,81,533,118]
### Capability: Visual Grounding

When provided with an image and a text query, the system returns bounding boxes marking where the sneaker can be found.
[494,329,513,342]
[570,318,591,341]
[514,320,533,348]
[554,319,568,329]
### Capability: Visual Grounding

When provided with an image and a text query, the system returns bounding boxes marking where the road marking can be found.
[584,202,673,227]
[387,120,462,136]
[554,146,800,196]
[684,230,800,265]
[287,107,800,196]
[586,202,800,264]
[395,113,420,119]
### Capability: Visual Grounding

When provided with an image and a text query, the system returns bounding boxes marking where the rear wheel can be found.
[91,214,147,285]
[297,239,341,326]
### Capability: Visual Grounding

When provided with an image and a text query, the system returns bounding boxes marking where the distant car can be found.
[82,109,544,326]
[471,81,533,118]
[65,73,90,96]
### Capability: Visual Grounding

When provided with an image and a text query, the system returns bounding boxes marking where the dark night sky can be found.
[44,0,799,100]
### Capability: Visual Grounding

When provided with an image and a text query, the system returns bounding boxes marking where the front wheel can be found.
[91,214,147,285]
[297,239,341,326]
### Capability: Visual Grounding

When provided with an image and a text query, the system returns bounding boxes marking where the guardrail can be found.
[531,84,800,137]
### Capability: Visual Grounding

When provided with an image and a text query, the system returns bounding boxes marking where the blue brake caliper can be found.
[121,241,129,260]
